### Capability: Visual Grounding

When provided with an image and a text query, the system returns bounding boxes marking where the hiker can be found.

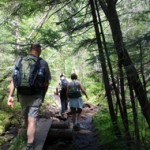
[67,73,88,130]
[7,43,51,150]
[56,73,69,116]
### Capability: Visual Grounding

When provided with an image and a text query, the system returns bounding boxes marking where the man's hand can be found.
[8,80,15,108]
[7,96,15,108]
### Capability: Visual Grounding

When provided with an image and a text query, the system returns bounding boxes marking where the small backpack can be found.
[68,81,81,98]
[60,78,68,91]
[13,55,45,95]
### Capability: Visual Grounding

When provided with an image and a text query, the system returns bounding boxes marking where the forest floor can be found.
[1,94,101,150]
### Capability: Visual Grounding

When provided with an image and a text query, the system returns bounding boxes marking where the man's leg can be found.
[64,98,68,112]
[60,92,68,114]
[19,94,41,149]
[27,106,39,146]
[60,96,66,114]
[60,100,65,114]
[27,117,37,144]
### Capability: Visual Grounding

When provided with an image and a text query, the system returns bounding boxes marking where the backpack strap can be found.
[29,56,42,86]
[14,57,22,69]
[15,57,22,101]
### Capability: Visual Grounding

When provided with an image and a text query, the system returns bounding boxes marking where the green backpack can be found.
[68,81,81,98]
[13,55,45,95]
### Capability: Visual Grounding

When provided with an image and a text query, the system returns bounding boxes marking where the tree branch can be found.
[47,0,73,21]
[98,0,108,16]
[56,3,89,25]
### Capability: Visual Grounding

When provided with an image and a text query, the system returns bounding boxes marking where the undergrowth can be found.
[9,135,25,150]
[93,105,150,150]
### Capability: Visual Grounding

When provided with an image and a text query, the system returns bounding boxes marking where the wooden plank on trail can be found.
[34,118,52,150]
[48,128,73,140]
[22,118,52,150]
[51,121,70,129]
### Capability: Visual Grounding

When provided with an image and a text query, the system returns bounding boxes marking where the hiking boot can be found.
[26,144,34,150]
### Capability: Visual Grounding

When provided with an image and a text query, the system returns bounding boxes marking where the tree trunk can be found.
[128,78,141,150]
[119,63,131,149]
[99,0,150,128]
[89,0,121,137]
[95,0,132,144]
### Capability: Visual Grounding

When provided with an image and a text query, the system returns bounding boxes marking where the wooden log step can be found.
[51,121,70,129]
[47,128,73,140]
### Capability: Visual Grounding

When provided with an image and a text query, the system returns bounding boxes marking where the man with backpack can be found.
[7,44,51,150]
[56,73,68,116]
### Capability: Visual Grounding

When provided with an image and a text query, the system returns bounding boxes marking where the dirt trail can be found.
[73,109,100,150]
[43,94,101,150]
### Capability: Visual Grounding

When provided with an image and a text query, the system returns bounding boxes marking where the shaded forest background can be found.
[0,0,150,149]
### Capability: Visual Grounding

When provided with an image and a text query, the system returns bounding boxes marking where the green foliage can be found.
[93,110,123,149]
[38,28,61,49]
[0,110,8,120]
[93,106,150,150]
[9,135,25,150]
[85,80,104,104]
[0,101,21,147]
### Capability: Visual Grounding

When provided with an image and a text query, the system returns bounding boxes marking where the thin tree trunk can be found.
[95,0,131,145]
[128,77,141,150]
[139,43,147,96]
[119,63,131,149]
[89,0,121,137]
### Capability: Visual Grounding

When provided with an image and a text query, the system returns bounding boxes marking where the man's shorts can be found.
[18,94,43,118]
